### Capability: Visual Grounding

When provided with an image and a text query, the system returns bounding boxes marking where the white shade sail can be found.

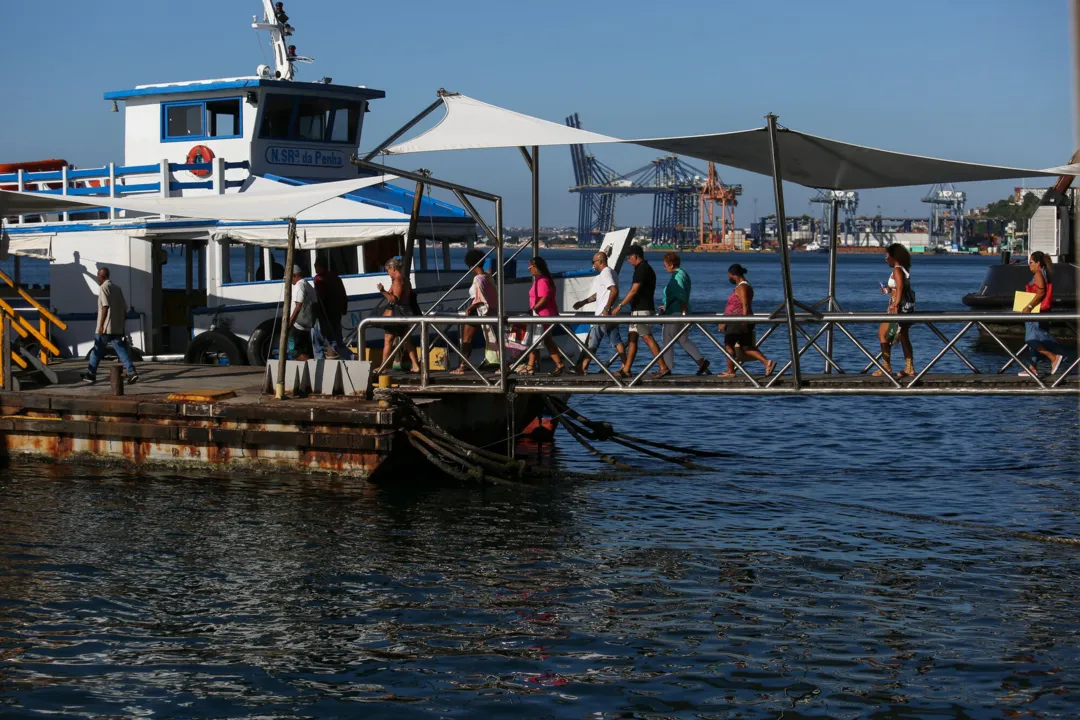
[380,93,1074,189]
[0,190,95,217]
[384,93,619,155]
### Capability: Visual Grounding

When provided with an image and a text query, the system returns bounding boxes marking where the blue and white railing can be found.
[1,158,250,224]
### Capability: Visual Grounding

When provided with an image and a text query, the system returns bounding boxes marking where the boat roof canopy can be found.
[0,176,397,221]
[382,92,1077,190]
[105,78,386,102]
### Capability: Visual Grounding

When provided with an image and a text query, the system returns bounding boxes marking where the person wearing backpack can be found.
[287,265,317,361]
[875,243,916,377]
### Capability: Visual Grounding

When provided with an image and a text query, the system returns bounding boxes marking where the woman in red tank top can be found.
[1019,251,1067,377]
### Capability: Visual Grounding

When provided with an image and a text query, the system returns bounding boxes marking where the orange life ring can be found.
[186,145,215,178]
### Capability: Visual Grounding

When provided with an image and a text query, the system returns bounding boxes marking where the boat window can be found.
[296,97,333,141]
[316,247,360,277]
[330,102,362,144]
[258,95,365,144]
[260,94,294,139]
[162,98,243,141]
[164,103,203,139]
[206,98,242,138]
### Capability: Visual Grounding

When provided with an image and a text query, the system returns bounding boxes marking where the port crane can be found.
[922,183,966,250]
[699,162,743,248]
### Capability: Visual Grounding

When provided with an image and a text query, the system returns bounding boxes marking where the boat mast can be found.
[251,0,310,80]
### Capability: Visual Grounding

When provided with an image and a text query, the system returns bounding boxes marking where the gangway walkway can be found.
[363,311,1080,396]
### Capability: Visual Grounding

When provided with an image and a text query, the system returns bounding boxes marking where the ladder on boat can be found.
[0,269,66,390]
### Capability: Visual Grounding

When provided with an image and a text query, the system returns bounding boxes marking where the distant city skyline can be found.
[1,0,1073,228]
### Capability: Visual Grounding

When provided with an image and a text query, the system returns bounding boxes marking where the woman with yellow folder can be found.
[1018,251,1067,377]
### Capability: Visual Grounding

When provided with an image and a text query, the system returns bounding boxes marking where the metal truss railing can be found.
[357,311,1080,396]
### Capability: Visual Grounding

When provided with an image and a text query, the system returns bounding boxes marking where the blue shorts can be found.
[587,323,624,351]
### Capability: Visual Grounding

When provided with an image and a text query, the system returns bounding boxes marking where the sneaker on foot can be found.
[80,372,96,384]
[127,373,140,385]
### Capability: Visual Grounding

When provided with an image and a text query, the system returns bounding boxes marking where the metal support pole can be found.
[360,94,446,162]
[766,113,802,389]
[403,178,425,275]
[825,200,839,373]
[532,145,540,257]
[274,218,297,400]
[506,391,516,459]
[495,198,506,392]
[419,319,429,389]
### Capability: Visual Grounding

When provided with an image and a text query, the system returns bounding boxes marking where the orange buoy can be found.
[185,145,215,178]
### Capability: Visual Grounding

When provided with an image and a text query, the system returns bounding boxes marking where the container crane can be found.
[698,162,743,248]
[565,113,619,247]
[922,183,966,250]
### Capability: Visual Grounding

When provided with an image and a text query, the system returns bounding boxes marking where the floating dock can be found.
[0,362,397,477]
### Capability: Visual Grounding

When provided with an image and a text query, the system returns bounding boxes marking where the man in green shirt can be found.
[657,253,709,377]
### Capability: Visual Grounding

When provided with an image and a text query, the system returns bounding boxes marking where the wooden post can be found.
[1,316,10,391]
[274,218,298,400]
[109,365,124,396]
[402,177,426,275]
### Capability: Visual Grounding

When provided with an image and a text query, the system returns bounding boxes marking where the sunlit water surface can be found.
[1,252,1078,719]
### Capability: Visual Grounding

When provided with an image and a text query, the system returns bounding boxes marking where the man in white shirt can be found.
[81,267,139,384]
[287,265,316,360]
[572,251,627,375]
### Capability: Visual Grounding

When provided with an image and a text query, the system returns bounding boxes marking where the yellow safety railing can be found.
[0,268,67,379]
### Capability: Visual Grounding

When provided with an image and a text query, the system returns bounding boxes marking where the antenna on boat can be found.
[251,0,313,81]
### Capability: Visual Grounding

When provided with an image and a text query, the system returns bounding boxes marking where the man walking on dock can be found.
[573,251,627,375]
[81,267,139,384]
[614,245,668,377]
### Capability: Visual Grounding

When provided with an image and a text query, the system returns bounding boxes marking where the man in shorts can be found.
[573,251,627,375]
[287,265,315,360]
[614,245,669,377]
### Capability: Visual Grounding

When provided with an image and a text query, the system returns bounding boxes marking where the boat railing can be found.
[1,159,250,224]
[356,310,1080,396]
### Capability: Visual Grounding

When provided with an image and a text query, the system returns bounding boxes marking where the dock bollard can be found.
[109,366,124,396]
[377,375,392,389]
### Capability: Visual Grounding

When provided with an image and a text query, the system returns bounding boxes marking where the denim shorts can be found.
[587,323,624,350]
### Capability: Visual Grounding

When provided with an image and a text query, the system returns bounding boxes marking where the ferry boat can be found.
[0,0,629,366]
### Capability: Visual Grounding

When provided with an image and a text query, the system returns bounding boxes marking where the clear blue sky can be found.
[1,0,1074,227]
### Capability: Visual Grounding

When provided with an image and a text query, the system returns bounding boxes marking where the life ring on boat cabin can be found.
[185,145,215,178]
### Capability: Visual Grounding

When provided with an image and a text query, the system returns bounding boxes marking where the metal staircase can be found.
[0,270,66,390]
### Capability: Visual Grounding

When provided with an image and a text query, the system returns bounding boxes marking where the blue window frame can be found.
[161,98,243,142]
[258,94,365,144]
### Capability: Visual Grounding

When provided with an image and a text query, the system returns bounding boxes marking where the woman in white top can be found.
[875,243,916,377]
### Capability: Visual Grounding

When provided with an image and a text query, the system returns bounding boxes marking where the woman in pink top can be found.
[525,256,572,375]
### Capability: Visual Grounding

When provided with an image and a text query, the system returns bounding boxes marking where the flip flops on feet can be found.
[763,360,776,377]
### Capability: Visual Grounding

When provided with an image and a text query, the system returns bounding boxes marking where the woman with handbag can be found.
[718,264,774,377]
[875,243,916,377]
[376,257,421,373]
[1019,251,1067,377]
[523,256,572,375]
